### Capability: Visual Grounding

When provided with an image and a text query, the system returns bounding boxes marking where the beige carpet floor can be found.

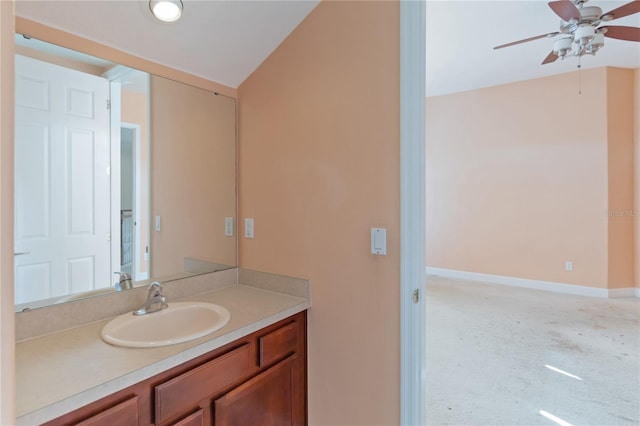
[425,275,640,426]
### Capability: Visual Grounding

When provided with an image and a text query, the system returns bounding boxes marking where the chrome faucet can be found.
[133,282,168,316]
[114,272,133,292]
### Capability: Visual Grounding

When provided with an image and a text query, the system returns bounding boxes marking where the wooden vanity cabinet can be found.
[43,311,306,426]
[214,354,302,426]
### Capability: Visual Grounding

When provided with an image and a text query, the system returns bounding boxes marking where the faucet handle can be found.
[114,272,133,291]
[148,281,163,295]
[147,282,167,305]
[133,282,167,316]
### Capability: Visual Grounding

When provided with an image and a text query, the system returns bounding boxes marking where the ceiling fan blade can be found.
[548,1,580,21]
[601,0,640,20]
[494,32,559,49]
[542,51,559,64]
[601,26,640,41]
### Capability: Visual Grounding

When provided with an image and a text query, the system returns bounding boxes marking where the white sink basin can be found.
[101,302,230,348]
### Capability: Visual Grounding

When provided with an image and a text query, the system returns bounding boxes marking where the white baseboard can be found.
[425,267,640,299]
[607,287,640,298]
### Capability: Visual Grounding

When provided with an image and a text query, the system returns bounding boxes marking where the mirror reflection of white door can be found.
[14,54,111,304]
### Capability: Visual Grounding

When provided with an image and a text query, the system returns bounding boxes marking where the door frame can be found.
[400,1,426,425]
[119,122,142,281]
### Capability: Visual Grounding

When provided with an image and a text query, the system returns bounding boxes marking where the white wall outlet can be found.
[244,218,254,239]
[225,217,234,236]
[565,261,573,271]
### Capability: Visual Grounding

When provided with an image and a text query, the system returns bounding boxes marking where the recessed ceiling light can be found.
[149,0,183,23]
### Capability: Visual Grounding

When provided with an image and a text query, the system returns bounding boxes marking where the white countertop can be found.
[16,284,309,425]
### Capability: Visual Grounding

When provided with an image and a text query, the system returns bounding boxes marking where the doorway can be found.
[119,124,137,278]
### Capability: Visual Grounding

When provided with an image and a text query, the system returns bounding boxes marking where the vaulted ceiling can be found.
[15,1,640,95]
[15,0,320,89]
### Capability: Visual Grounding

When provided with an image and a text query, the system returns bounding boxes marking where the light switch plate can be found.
[225,217,234,236]
[155,216,161,232]
[371,228,387,255]
[244,218,254,239]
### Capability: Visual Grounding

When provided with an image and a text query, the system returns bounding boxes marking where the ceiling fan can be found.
[494,0,640,64]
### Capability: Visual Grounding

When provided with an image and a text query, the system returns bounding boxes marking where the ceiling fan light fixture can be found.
[553,37,572,57]
[149,0,183,22]
[574,25,596,45]
[586,32,605,53]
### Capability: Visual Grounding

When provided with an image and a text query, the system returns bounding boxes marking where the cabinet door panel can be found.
[214,355,300,426]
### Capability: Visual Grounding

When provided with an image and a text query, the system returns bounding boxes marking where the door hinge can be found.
[106,166,111,175]
[106,99,111,110]
[412,288,420,304]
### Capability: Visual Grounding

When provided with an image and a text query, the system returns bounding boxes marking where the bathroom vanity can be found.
[44,311,306,426]
[11,18,311,426]
[16,269,310,426]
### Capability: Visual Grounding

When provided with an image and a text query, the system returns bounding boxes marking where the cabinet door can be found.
[214,355,302,426]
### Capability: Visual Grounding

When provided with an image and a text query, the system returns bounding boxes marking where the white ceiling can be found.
[426,0,640,96]
[15,0,320,89]
[14,1,640,96]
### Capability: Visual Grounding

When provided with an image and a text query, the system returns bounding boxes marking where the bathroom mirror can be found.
[14,35,237,311]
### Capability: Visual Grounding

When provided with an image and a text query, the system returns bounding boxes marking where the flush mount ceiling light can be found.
[149,0,183,23]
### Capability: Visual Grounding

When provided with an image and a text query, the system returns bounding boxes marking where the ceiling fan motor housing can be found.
[579,6,603,21]
[560,6,602,33]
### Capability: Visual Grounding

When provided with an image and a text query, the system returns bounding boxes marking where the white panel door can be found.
[15,54,111,304]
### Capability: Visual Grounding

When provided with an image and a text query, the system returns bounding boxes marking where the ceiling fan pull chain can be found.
[577,56,582,95]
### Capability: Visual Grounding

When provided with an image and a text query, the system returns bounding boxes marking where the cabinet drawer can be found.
[155,344,252,424]
[259,322,298,367]
[75,396,138,426]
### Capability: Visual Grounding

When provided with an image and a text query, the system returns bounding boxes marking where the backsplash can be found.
[15,268,237,341]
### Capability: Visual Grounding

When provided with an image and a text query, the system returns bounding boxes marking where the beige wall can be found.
[426,67,637,289]
[238,1,401,425]
[121,89,150,276]
[606,68,635,289]
[151,76,236,277]
[0,1,15,422]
